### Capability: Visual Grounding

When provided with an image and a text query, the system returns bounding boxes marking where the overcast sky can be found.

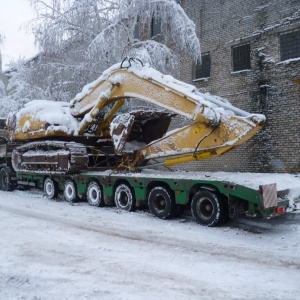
[0,0,37,69]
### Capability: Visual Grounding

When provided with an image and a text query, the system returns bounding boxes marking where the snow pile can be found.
[124,140,147,152]
[15,100,79,135]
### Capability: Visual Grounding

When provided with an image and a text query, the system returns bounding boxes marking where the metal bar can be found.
[21,162,58,165]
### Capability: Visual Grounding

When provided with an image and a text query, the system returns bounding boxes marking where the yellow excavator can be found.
[7,58,265,174]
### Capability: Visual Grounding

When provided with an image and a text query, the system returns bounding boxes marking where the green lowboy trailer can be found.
[0,169,288,227]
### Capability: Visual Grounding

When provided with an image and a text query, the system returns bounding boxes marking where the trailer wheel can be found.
[87,181,104,207]
[64,180,77,202]
[0,166,15,191]
[114,183,136,212]
[148,186,176,220]
[191,190,225,227]
[44,177,58,199]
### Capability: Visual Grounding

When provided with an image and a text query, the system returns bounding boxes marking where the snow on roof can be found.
[3,52,44,74]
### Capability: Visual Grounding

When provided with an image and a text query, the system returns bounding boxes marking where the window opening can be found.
[195,53,211,79]
[280,30,300,61]
[232,43,251,72]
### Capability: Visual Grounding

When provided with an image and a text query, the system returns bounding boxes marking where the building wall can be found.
[178,0,300,173]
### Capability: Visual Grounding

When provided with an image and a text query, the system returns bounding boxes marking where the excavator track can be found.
[12,141,89,174]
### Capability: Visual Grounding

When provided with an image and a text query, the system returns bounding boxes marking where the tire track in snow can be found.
[1,201,300,272]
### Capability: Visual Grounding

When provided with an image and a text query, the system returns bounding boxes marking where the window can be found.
[194,53,211,79]
[280,30,300,61]
[151,17,161,37]
[232,43,251,72]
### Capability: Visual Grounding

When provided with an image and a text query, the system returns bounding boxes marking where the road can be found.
[0,190,300,300]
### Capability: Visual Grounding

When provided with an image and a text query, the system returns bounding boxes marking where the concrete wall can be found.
[177,0,300,173]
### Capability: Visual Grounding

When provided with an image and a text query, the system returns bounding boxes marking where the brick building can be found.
[178,0,300,173]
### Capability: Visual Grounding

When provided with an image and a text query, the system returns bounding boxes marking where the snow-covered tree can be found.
[0,32,4,73]
[0,80,5,99]
[0,33,7,112]
[28,0,201,97]
[0,59,47,115]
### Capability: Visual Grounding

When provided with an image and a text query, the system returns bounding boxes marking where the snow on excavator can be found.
[6,58,265,174]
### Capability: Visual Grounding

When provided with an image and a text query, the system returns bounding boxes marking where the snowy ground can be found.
[0,189,300,300]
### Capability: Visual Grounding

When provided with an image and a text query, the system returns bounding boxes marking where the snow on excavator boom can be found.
[7,59,265,172]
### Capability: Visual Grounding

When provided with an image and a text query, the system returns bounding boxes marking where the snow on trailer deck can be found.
[84,169,300,198]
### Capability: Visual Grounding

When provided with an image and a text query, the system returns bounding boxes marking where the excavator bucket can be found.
[110,110,174,155]
[110,113,135,154]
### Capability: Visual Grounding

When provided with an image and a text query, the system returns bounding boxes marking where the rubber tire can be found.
[64,180,78,202]
[44,177,58,199]
[0,166,15,191]
[87,181,104,207]
[191,190,226,227]
[114,183,136,212]
[148,186,176,220]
